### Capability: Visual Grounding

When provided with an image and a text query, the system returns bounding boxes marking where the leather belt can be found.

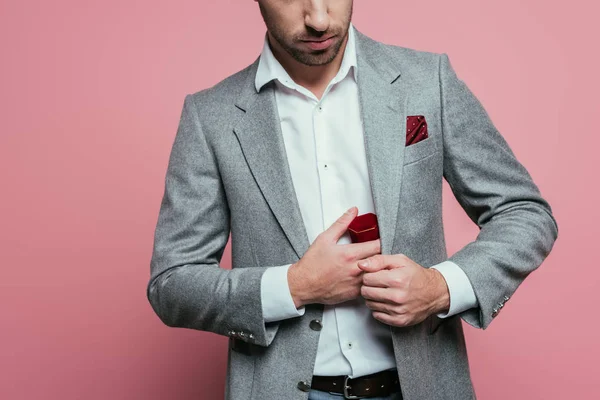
[311,369,401,399]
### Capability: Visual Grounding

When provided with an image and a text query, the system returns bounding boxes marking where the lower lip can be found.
[302,37,334,51]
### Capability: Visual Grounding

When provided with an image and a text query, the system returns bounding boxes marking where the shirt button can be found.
[309,319,323,331]
[297,380,311,392]
[347,342,354,349]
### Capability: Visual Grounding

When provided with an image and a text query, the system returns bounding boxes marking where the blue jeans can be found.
[308,389,402,400]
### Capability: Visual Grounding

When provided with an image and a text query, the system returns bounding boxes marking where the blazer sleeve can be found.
[438,53,559,330]
[146,94,278,347]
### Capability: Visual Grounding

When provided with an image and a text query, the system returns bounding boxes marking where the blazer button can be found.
[309,319,323,331]
[492,309,499,318]
[297,381,311,392]
[504,295,510,301]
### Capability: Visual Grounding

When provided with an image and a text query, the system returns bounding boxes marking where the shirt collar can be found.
[254,23,358,93]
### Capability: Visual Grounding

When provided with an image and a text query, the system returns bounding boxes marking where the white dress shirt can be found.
[256,24,478,377]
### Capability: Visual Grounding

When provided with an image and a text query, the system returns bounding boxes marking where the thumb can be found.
[323,206,357,242]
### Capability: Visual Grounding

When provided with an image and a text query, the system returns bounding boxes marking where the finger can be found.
[358,253,411,272]
[322,206,358,242]
[371,311,395,326]
[362,270,395,288]
[339,238,381,261]
[373,311,414,327]
[360,286,389,302]
[365,300,395,314]
[357,254,390,273]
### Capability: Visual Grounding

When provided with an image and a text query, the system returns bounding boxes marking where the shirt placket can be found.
[312,83,361,376]
[313,99,331,234]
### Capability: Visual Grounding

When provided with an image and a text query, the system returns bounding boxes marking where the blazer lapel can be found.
[354,29,409,255]
[233,29,409,259]
[233,61,311,260]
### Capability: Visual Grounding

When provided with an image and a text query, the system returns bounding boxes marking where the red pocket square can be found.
[348,212,380,243]
[406,115,428,146]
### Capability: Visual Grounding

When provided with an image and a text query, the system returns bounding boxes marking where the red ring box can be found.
[348,212,380,243]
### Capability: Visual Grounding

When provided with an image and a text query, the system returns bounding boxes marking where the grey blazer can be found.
[147,28,559,400]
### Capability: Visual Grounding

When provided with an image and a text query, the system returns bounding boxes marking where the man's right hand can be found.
[287,206,381,308]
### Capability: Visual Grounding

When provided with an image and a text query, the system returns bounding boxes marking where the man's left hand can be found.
[358,254,450,327]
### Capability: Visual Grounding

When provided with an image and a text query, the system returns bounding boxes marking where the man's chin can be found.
[292,48,339,67]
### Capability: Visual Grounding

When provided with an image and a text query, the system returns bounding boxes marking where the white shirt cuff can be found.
[260,264,306,323]
[430,260,478,318]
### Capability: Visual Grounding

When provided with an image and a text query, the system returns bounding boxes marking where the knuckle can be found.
[391,292,404,305]
[361,274,370,286]
[376,312,388,322]
[360,285,369,297]
[392,305,405,316]
[392,276,404,287]
[342,250,357,262]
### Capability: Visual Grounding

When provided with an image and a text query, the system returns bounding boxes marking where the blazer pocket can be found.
[403,135,439,166]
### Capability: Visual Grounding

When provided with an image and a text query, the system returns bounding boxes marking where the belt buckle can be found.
[343,376,364,399]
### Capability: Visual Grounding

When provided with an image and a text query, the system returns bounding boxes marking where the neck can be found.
[267,31,349,99]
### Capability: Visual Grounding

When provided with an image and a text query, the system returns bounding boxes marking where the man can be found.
[147,1,559,399]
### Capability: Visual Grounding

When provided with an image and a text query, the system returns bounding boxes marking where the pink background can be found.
[1,0,598,399]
